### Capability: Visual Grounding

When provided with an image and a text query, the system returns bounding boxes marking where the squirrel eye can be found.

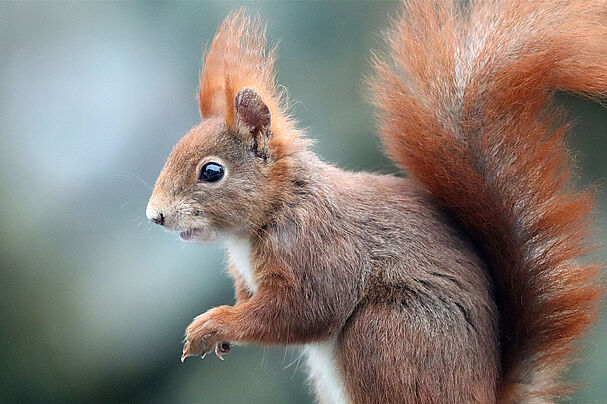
[198,162,225,183]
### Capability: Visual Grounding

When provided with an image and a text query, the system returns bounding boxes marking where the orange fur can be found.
[370,0,606,401]
[199,10,303,158]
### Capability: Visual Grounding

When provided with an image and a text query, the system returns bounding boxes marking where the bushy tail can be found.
[371,1,606,401]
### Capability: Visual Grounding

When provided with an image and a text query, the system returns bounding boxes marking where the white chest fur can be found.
[304,341,349,404]
[225,238,257,294]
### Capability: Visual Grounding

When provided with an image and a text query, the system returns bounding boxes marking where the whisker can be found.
[110,171,154,191]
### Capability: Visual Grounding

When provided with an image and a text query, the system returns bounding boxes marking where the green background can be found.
[1,2,605,403]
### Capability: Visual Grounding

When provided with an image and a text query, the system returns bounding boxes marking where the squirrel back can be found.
[371,0,606,401]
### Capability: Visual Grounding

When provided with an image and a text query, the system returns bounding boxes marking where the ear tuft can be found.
[235,88,271,133]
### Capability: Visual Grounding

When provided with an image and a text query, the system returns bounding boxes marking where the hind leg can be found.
[336,301,498,404]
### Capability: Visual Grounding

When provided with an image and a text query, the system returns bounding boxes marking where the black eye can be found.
[198,162,225,183]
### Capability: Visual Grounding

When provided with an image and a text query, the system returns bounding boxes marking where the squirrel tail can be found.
[371,1,606,401]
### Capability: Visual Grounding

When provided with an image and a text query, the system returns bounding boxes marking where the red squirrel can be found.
[146,1,605,403]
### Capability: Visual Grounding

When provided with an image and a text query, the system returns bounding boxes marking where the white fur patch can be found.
[304,341,349,404]
[225,238,257,294]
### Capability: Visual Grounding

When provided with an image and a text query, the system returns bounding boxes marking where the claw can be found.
[215,342,230,360]
[215,346,224,360]
[181,343,191,362]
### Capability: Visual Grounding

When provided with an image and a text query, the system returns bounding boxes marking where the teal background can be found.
[0,2,605,403]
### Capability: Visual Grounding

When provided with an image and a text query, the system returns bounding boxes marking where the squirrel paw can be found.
[181,306,234,362]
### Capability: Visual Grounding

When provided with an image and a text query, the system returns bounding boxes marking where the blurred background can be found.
[0,2,605,403]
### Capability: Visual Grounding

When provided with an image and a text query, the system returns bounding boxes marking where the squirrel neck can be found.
[250,149,340,241]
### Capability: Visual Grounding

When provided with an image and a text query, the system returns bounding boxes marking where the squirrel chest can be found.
[225,237,258,294]
[226,237,349,403]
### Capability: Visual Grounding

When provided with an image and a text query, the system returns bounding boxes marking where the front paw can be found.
[181,305,235,362]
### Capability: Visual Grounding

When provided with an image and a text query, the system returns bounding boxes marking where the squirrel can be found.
[146,1,605,403]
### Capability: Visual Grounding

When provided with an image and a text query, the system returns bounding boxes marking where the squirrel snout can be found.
[146,206,165,226]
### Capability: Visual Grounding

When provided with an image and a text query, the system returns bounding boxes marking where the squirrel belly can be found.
[303,341,348,404]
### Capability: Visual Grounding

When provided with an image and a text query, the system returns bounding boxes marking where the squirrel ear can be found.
[234,88,271,134]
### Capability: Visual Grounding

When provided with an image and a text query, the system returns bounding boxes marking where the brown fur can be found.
[146,2,604,403]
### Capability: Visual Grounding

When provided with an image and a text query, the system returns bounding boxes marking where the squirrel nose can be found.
[152,213,165,226]
[146,207,166,226]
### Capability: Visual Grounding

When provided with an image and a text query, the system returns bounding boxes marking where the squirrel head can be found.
[146,87,299,242]
[147,10,307,242]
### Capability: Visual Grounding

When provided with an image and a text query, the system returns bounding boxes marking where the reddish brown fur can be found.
[146,2,605,403]
[199,9,305,159]
[371,0,606,401]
